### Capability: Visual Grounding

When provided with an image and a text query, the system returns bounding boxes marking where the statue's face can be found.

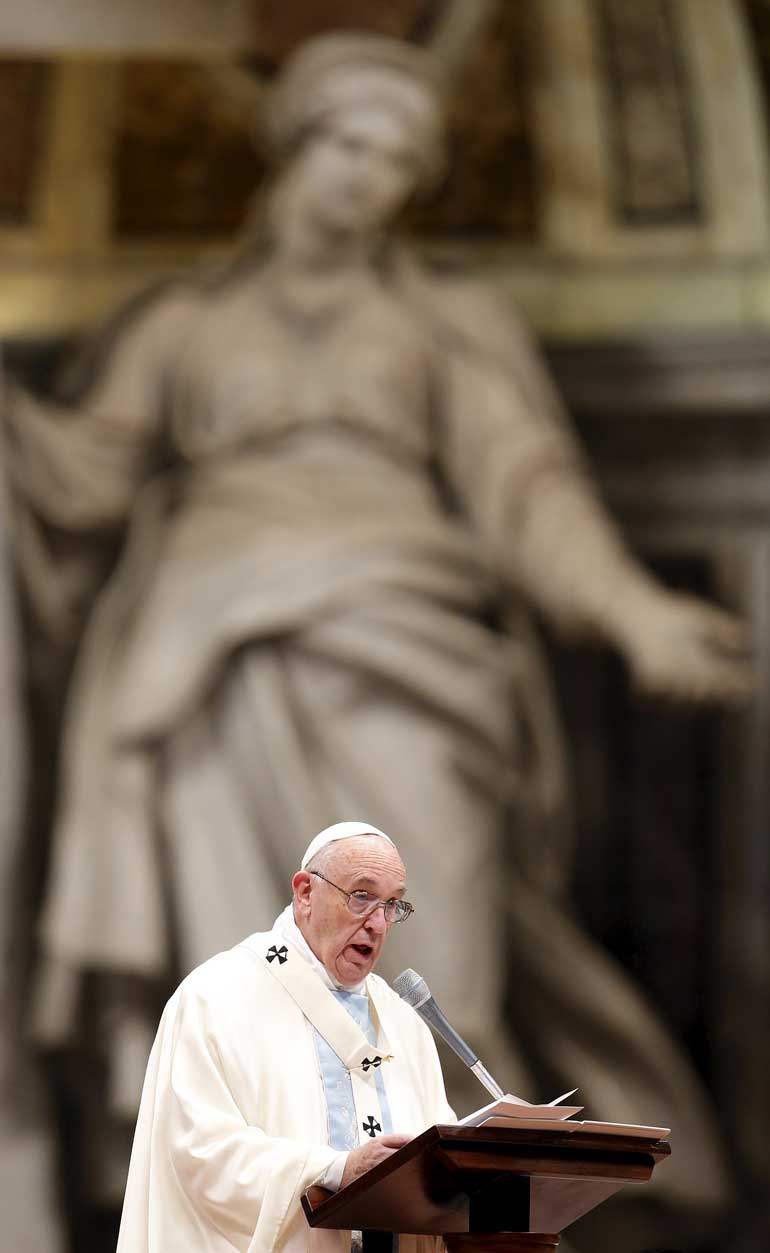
[291,102,426,238]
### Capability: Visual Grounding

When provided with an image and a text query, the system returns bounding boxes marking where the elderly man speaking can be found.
[116,822,455,1253]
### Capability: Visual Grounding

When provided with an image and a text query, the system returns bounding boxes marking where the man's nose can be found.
[363,906,389,934]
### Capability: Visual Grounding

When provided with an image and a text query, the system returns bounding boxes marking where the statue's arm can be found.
[4,287,197,640]
[432,289,751,702]
[509,471,751,702]
[6,288,197,530]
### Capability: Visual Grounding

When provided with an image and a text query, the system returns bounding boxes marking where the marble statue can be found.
[4,32,751,1232]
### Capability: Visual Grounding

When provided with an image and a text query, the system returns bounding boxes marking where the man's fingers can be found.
[341,1133,412,1188]
[378,1134,410,1149]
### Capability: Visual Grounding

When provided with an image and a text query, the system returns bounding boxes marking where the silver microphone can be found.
[392,968,505,1101]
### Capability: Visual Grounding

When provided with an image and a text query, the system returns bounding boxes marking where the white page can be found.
[458,1093,583,1127]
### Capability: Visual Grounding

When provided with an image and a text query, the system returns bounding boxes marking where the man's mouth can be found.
[351,942,374,959]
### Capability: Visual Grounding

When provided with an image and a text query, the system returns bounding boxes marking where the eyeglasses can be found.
[310,871,414,924]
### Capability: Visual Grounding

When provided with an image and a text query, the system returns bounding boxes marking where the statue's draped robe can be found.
[8,253,730,1209]
[116,926,455,1253]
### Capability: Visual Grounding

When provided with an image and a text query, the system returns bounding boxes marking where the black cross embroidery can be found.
[361,1056,383,1072]
[266,945,288,965]
[363,1116,381,1138]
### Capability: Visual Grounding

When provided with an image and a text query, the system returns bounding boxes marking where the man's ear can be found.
[292,870,312,914]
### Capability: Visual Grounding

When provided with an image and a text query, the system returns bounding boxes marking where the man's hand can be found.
[341,1134,411,1189]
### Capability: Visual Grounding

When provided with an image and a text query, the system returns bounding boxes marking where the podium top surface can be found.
[303,1123,671,1236]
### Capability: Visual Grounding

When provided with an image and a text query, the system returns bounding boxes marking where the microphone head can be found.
[392,968,431,1010]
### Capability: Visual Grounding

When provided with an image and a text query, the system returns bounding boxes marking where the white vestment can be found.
[116,923,455,1253]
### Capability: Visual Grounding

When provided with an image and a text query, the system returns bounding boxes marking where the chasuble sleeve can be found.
[162,979,342,1249]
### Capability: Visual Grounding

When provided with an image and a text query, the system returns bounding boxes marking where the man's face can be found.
[293,836,407,987]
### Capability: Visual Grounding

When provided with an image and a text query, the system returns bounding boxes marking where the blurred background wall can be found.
[1,3,770,1252]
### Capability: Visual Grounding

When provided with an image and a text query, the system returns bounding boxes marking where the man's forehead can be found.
[328,836,406,880]
[350,871,406,893]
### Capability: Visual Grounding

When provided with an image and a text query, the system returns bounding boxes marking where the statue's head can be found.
[263,32,447,238]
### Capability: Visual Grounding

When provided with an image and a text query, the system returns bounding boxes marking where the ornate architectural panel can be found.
[411,2,536,237]
[531,0,769,258]
[0,59,51,225]
[596,0,701,224]
[744,0,770,159]
[114,62,261,236]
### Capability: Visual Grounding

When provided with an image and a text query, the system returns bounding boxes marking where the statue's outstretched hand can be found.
[619,589,753,704]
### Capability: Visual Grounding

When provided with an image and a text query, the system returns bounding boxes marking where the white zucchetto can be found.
[300,821,395,869]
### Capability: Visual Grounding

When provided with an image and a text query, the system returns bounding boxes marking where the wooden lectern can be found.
[303,1123,671,1253]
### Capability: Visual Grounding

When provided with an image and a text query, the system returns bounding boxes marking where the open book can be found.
[458,1089,670,1140]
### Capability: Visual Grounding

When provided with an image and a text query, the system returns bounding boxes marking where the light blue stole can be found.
[314,989,395,1149]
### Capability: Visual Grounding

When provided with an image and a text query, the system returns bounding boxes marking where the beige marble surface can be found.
[4,248,770,339]
[0,0,254,55]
